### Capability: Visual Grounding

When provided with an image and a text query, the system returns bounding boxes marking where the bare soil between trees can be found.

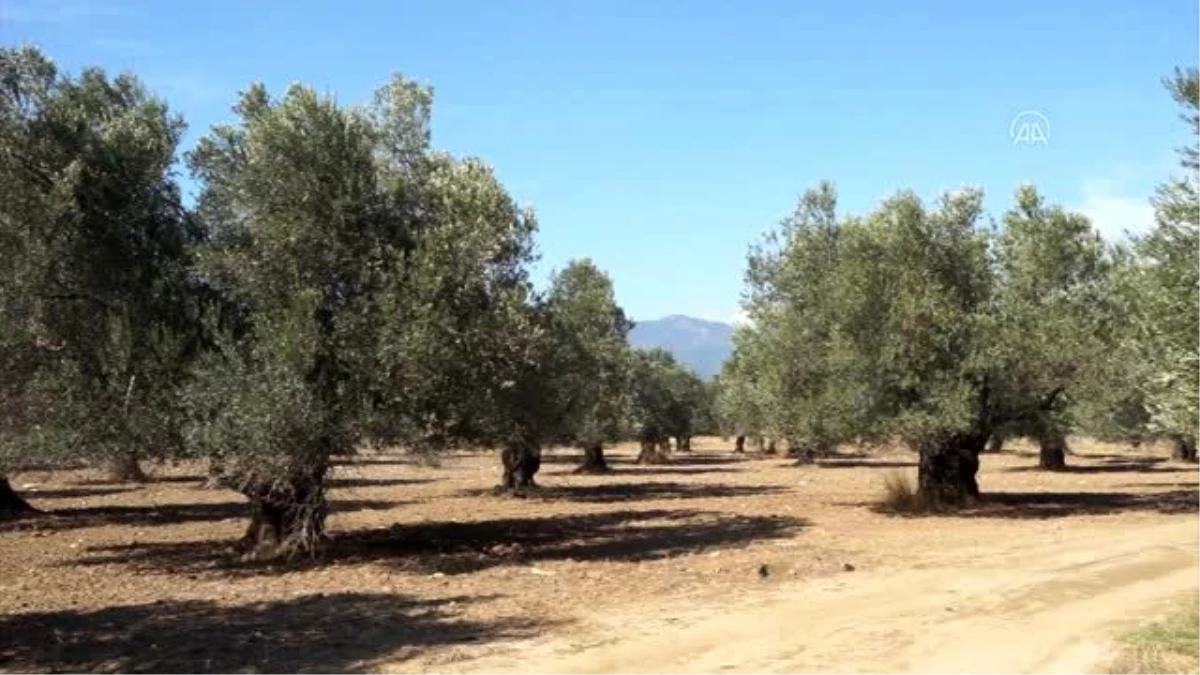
[1,438,1196,674]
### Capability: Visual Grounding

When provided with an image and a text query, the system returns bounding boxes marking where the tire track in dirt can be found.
[420,517,1197,674]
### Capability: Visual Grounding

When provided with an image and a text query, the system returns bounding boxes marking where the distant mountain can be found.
[628,315,735,379]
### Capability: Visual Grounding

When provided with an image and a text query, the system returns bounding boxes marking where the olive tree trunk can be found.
[106,452,148,483]
[917,433,985,507]
[636,433,671,464]
[676,436,692,452]
[1037,430,1068,470]
[0,476,36,518]
[1171,435,1198,463]
[734,435,746,453]
[574,442,611,474]
[498,436,542,494]
[233,467,329,560]
[791,439,835,465]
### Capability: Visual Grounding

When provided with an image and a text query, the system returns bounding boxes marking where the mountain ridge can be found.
[628,315,735,379]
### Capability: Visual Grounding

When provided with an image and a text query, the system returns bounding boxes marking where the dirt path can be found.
[429,518,1198,674]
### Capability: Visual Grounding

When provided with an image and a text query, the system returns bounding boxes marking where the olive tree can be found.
[629,348,707,463]
[739,181,1113,505]
[990,186,1113,469]
[1128,67,1199,461]
[716,332,769,453]
[183,77,433,557]
[367,146,546,493]
[541,259,633,473]
[738,182,867,462]
[0,47,201,515]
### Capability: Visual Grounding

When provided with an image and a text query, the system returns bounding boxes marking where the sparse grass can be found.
[1108,594,1199,674]
[879,470,926,513]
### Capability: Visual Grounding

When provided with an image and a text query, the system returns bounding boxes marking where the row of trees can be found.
[716,67,1199,505]
[1,45,1192,553]
[0,47,714,557]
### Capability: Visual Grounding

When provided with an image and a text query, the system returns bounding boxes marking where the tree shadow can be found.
[1000,459,1192,475]
[666,454,754,466]
[71,509,808,577]
[461,482,787,503]
[542,453,750,468]
[328,476,433,489]
[150,475,210,484]
[603,466,745,476]
[0,592,547,673]
[871,488,1198,520]
[815,459,917,469]
[538,454,632,466]
[0,498,401,534]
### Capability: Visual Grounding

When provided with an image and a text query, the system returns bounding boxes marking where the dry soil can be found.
[0,437,1195,674]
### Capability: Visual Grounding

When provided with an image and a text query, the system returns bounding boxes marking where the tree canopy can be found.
[723,181,1119,503]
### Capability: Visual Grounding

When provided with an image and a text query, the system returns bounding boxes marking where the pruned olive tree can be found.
[716,331,770,453]
[627,348,710,462]
[540,259,633,474]
[737,181,1115,506]
[185,67,556,541]
[738,182,866,463]
[1069,244,1157,448]
[991,186,1113,470]
[0,47,202,514]
[630,348,680,464]
[1127,67,1199,462]
[368,147,546,493]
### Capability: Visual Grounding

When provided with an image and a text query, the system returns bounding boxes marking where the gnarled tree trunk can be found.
[764,438,777,455]
[676,436,691,452]
[234,467,328,560]
[1171,435,1198,463]
[106,452,147,483]
[574,442,611,474]
[734,435,746,453]
[637,428,671,464]
[917,432,985,507]
[791,439,835,465]
[0,476,36,519]
[499,435,542,494]
[1037,430,1068,470]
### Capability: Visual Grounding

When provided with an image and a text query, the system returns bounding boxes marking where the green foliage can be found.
[629,348,709,442]
[184,79,405,489]
[541,259,634,447]
[371,152,541,449]
[0,46,201,473]
[716,329,772,438]
[179,71,552,548]
[726,177,1115,497]
[1124,67,1199,443]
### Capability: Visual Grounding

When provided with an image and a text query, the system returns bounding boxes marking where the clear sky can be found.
[2,0,1197,324]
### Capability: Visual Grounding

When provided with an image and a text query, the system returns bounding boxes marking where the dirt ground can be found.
[0,438,1196,674]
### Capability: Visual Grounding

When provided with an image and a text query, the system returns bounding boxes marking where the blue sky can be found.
[2,0,1197,324]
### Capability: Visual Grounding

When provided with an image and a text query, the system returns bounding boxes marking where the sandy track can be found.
[435,518,1198,674]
